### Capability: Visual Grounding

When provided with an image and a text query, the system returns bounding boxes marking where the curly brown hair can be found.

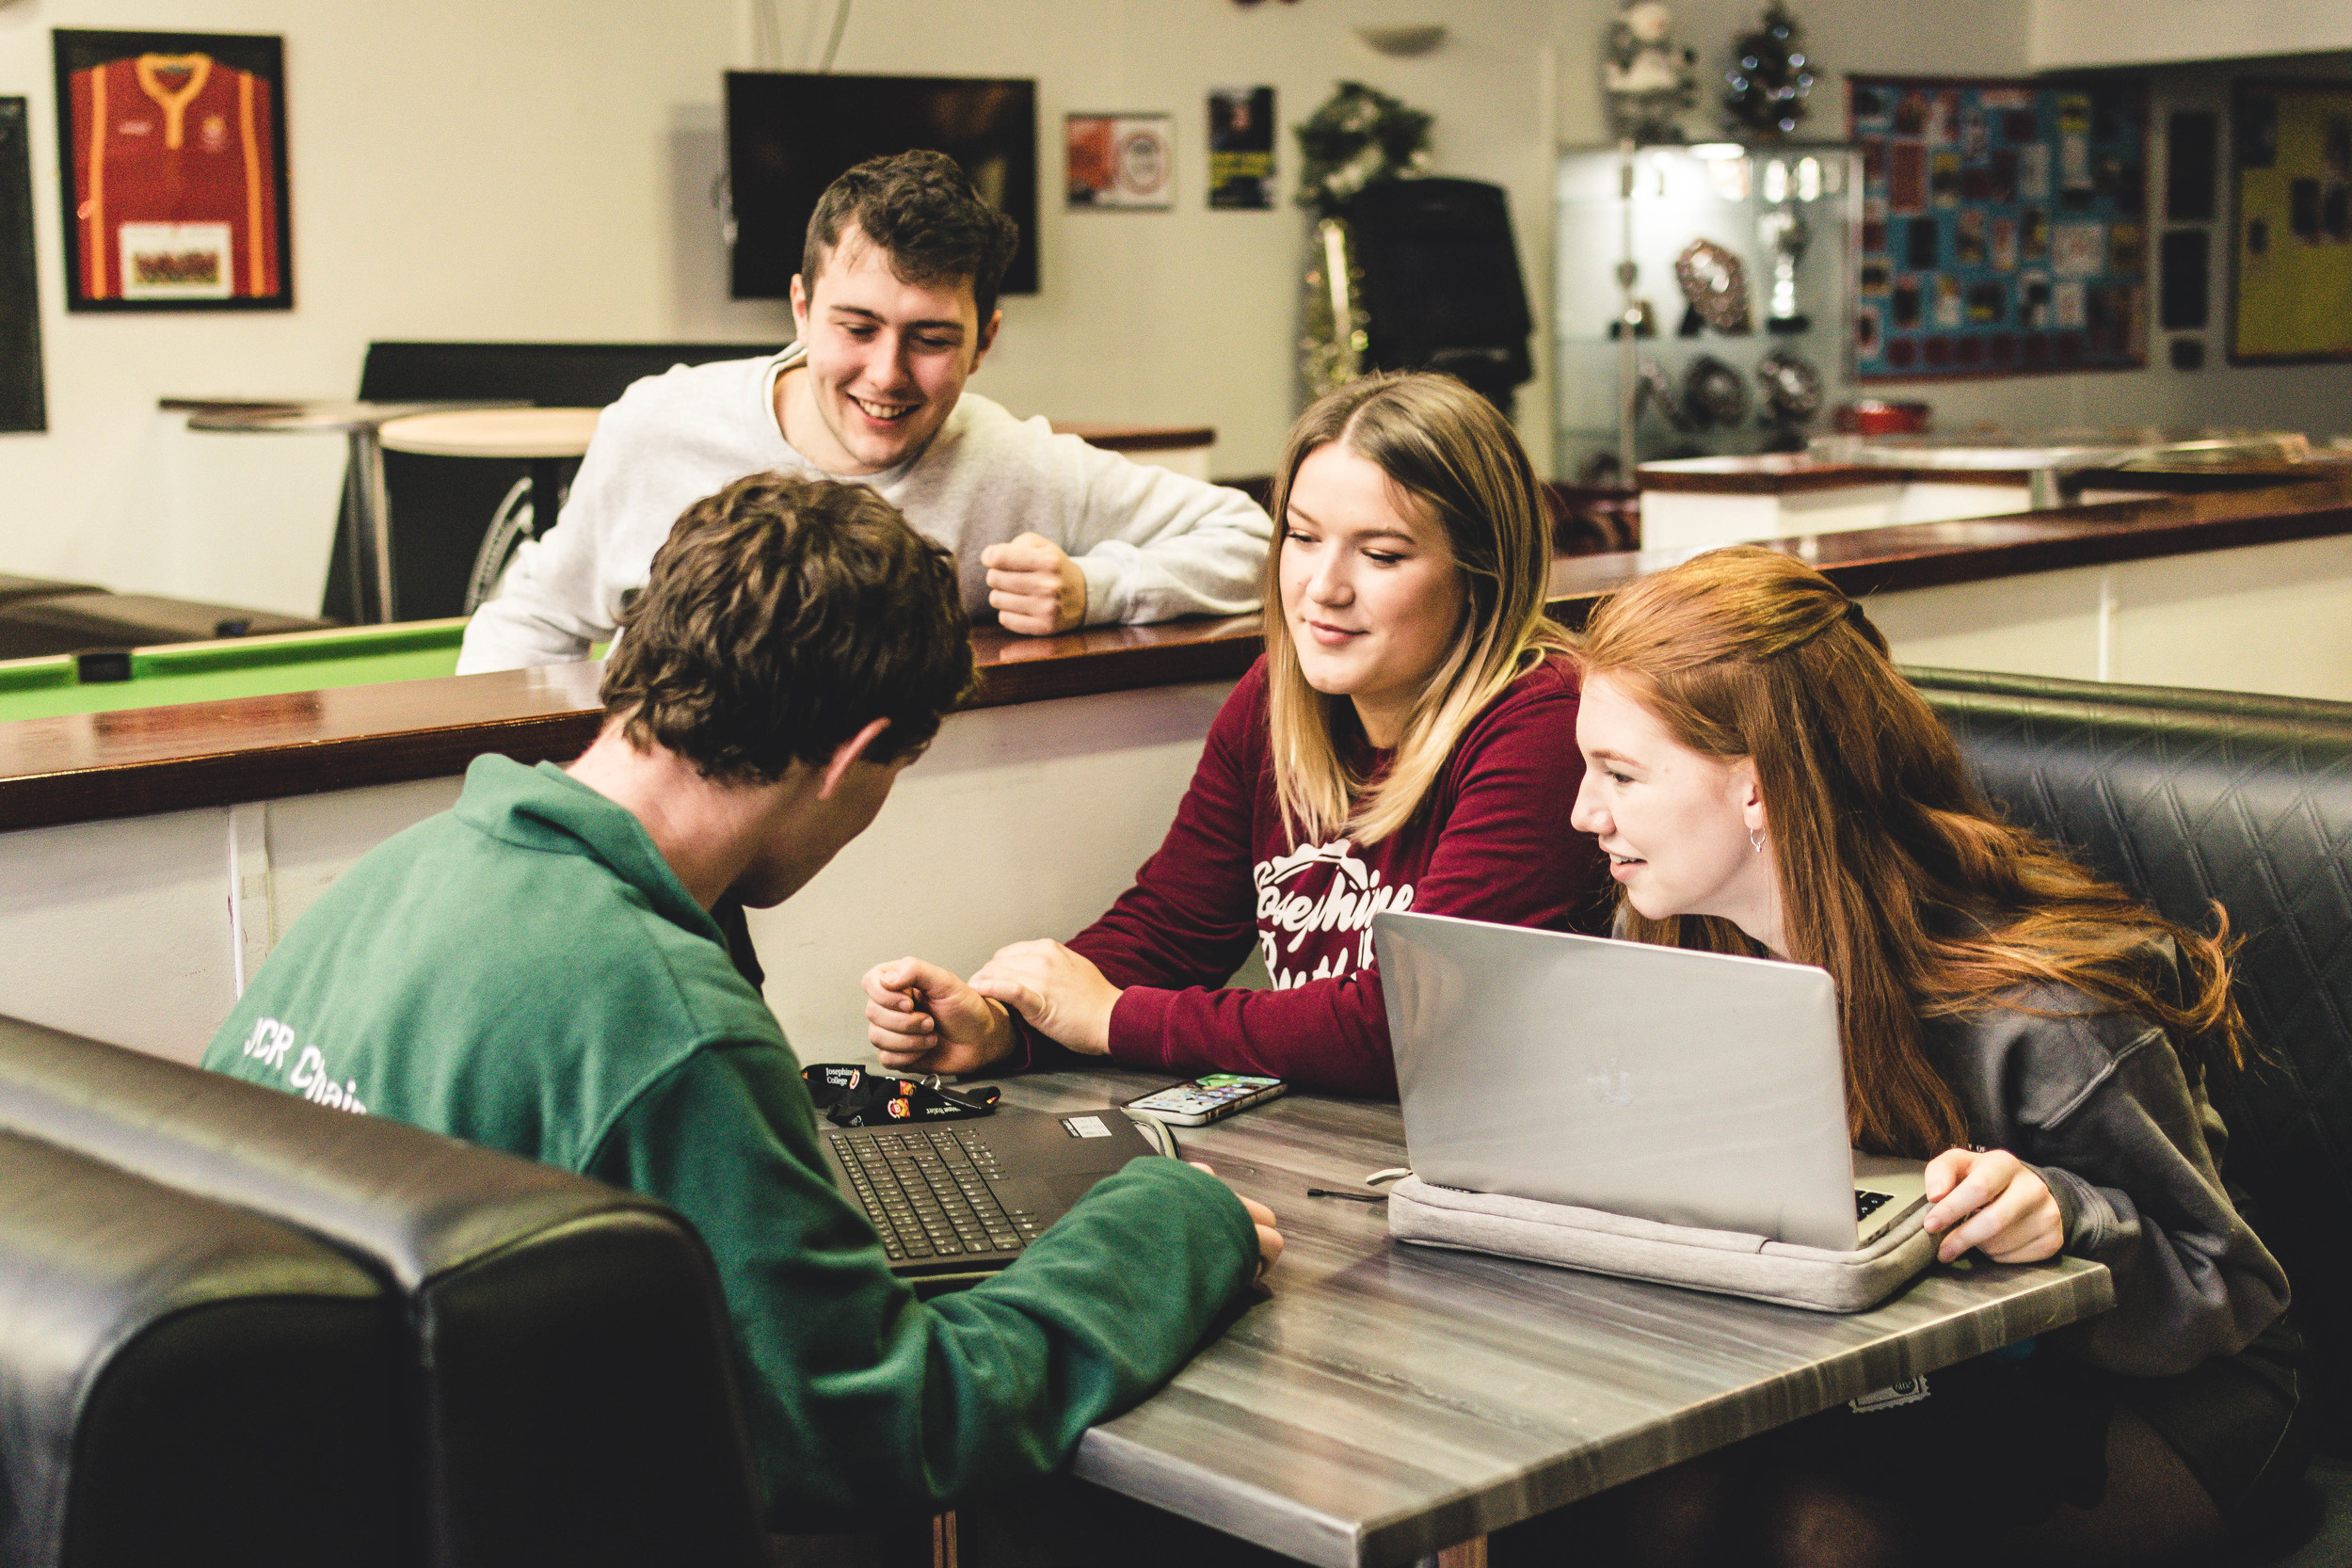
[600,472,973,782]
[803,150,1020,325]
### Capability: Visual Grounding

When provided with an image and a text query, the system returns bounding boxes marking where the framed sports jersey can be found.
[53,29,292,312]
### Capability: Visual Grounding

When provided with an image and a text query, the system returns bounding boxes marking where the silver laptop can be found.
[1374,911,1927,1251]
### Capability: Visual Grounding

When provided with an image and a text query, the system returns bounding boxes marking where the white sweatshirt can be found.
[457,345,1273,672]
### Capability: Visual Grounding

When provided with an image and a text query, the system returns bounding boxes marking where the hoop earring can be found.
[1750,827,1766,855]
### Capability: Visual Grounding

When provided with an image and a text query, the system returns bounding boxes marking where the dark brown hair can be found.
[802,150,1020,326]
[1263,371,1569,844]
[1576,544,2243,1158]
[600,472,973,781]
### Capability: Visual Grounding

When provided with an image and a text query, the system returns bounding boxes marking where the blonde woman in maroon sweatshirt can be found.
[862,372,1607,1096]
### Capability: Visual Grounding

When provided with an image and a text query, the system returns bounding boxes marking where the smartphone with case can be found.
[1125,1073,1287,1127]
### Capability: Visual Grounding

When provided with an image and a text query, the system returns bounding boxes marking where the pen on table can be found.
[1306,1188,1387,1202]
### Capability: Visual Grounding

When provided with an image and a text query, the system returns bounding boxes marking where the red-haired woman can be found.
[1562,544,2307,1567]
[859,372,1606,1095]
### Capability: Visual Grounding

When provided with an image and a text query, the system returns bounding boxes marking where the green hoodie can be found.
[205,754,1257,1527]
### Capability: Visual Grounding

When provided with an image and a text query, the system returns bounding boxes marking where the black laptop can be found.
[820,1107,1174,1294]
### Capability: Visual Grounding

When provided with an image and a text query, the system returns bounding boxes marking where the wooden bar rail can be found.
[2,474,2347,834]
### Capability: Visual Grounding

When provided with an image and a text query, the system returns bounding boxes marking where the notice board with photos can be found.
[1848,75,2148,380]
[2231,80,2352,363]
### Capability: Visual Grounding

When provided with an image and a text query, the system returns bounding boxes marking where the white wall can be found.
[5,1,2351,619]
[0,0,1566,616]
[2030,1,2352,71]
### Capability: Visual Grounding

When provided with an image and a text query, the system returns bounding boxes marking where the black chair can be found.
[1909,665,2352,728]
[328,341,785,622]
[1914,673,2352,1460]
[0,1124,407,1567]
[0,1015,772,1568]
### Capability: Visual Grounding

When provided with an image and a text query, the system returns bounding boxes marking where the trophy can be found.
[1756,205,1811,334]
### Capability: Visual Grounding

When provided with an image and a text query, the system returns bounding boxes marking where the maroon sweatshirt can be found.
[1013,653,1607,1096]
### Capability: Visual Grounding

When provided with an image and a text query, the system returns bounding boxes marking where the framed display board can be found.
[0,98,43,433]
[1848,75,2147,379]
[2230,80,2352,364]
[52,29,292,312]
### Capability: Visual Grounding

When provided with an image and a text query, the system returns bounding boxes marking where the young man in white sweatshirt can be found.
[458,151,1272,673]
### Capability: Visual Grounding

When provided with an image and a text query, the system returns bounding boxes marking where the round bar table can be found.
[378,408,602,614]
[179,399,526,624]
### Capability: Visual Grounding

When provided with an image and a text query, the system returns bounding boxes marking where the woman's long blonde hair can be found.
[1265,373,1568,846]
[1576,545,2244,1157]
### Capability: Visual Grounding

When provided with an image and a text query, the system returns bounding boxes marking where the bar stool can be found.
[377,408,601,613]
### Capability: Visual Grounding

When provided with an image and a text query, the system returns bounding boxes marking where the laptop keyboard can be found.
[828,1126,1042,1263]
[1856,1189,1893,1220]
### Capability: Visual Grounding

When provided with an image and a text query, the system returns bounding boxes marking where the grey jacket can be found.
[1920,946,2289,1378]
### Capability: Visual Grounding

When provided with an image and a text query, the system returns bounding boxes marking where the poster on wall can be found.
[1848,74,2147,379]
[52,29,292,312]
[2230,80,2352,364]
[1066,114,1174,210]
[0,98,45,433]
[1208,87,1274,210]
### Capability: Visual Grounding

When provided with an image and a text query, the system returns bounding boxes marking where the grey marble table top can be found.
[996,1069,2115,1568]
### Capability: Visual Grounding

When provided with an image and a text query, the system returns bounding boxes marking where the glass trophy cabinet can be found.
[1556,142,1863,484]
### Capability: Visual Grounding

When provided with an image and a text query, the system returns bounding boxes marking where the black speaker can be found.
[1342,177,1532,410]
[0,99,43,434]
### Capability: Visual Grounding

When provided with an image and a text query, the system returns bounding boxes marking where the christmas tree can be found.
[1723,4,1814,138]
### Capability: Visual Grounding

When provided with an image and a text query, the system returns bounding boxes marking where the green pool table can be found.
[0,618,476,724]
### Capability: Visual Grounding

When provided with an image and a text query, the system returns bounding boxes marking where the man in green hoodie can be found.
[203,470,1280,1529]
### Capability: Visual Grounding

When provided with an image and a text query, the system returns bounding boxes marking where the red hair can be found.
[1576,546,2242,1157]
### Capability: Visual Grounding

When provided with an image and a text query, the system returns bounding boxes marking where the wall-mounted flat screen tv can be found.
[725,71,1037,301]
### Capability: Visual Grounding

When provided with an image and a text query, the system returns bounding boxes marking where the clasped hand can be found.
[980,532,1086,635]
[1920,1146,2065,1264]
[862,939,1120,1074]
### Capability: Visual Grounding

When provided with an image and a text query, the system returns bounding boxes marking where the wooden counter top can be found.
[2,475,2346,832]
[1638,449,2352,496]
[1637,454,2037,493]
[1048,422,1215,452]
[1548,475,2352,616]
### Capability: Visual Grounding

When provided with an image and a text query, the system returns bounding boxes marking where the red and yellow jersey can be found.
[70,53,280,301]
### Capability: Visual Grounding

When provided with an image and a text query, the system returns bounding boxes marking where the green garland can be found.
[1293,81,1432,219]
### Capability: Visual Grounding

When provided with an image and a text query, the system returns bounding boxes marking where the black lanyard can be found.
[802,1064,1000,1127]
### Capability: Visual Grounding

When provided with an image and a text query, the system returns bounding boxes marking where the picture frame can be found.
[53,29,292,312]
[2228,79,2352,365]
[1066,113,1174,210]
[1208,87,1274,210]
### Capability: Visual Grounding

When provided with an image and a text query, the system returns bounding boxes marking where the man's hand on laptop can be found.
[982,532,1086,635]
[1190,1162,1284,1280]
[863,957,1017,1074]
[1920,1147,2063,1265]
